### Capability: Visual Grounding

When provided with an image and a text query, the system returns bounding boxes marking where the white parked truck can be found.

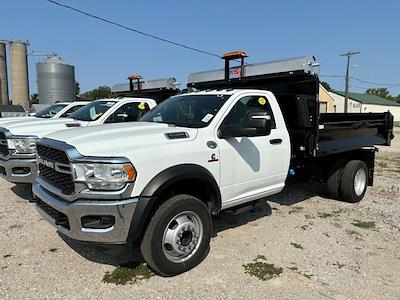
[0,101,89,126]
[0,97,156,184]
[32,53,394,276]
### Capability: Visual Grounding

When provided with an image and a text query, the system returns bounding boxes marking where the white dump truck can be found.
[33,53,394,276]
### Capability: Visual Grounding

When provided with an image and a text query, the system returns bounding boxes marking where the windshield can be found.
[141,94,230,128]
[141,95,230,128]
[70,101,116,121]
[35,104,68,118]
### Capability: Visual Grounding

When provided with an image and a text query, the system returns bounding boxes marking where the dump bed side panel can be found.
[317,112,394,157]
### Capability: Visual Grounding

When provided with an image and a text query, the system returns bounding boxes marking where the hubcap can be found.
[354,168,367,196]
[162,211,203,263]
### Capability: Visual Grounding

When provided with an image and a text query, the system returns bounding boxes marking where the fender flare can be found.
[127,164,221,241]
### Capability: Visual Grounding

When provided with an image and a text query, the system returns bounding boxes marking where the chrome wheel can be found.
[162,211,203,263]
[354,168,367,196]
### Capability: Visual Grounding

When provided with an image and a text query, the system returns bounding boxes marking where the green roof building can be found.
[329,91,400,122]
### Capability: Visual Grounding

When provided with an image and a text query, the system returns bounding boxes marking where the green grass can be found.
[290,242,304,250]
[103,263,154,285]
[318,209,345,219]
[300,272,313,279]
[352,220,376,229]
[376,161,388,168]
[288,207,303,214]
[318,212,333,218]
[243,256,283,281]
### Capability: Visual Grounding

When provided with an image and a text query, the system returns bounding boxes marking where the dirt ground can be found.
[0,130,399,299]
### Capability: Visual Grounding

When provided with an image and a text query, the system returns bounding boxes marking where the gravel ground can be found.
[0,131,399,299]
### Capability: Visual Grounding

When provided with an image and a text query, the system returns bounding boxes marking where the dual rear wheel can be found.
[327,160,368,203]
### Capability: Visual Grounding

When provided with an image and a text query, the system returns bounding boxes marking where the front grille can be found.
[39,164,75,195]
[0,132,8,157]
[36,198,70,230]
[37,144,69,164]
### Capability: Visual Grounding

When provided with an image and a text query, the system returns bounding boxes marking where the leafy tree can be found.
[79,86,116,101]
[320,81,332,92]
[75,81,80,98]
[365,88,400,103]
[30,93,39,105]
[365,88,391,99]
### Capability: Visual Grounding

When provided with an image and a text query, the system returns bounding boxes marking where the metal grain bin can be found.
[36,55,75,104]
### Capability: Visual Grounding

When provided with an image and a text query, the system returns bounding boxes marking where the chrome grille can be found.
[37,144,74,195]
[0,132,8,157]
[37,144,69,164]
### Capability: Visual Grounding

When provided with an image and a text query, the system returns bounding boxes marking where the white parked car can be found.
[0,98,156,184]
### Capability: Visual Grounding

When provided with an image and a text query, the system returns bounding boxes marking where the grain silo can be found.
[10,42,29,109]
[0,43,9,105]
[36,55,75,104]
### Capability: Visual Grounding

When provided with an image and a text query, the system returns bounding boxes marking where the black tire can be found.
[326,160,346,200]
[140,194,212,277]
[327,166,343,200]
[340,160,368,203]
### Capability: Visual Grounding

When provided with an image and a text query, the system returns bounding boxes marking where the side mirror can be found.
[219,111,272,139]
[115,113,129,122]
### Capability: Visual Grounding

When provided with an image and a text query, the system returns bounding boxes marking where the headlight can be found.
[7,136,38,154]
[73,163,136,191]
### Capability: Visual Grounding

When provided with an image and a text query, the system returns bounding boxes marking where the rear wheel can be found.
[340,160,368,203]
[327,164,344,200]
[140,194,212,277]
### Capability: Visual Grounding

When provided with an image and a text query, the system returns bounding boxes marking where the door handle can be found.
[270,138,282,145]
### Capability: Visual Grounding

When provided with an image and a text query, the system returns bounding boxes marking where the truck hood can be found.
[45,122,198,157]
[0,117,37,126]
[1,118,89,137]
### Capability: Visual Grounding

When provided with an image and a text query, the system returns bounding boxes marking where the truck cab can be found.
[0,75,181,185]
[0,97,156,184]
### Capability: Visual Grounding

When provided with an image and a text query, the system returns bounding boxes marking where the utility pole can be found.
[340,51,360,113]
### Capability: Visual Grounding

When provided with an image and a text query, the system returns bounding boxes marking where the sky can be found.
[1,0,400,96]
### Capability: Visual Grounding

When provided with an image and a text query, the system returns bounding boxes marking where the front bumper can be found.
[33,181,138,244]
[0,157,37,183]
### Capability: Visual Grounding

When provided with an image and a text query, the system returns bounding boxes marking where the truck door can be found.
[217,94,290,208]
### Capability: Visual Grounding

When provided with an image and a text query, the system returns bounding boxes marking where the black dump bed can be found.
[186,55,395,163]
[317,112,394,157]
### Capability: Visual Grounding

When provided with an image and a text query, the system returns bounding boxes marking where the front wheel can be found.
[140,194,212,276]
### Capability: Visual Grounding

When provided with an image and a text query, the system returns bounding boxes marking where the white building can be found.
[329,91,400,122]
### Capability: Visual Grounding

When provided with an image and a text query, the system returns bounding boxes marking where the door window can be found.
[60,105,86,118]
[105,102,150,123]
[222,95,276,128]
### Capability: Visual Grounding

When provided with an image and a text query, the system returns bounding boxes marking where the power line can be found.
[350,77,400,87]
[320,75,400,89]
[47,0,221,59]
[320,74,344,78]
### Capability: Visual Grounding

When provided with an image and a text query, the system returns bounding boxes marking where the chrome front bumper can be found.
[32,181,138,244]
[0,157,37,183]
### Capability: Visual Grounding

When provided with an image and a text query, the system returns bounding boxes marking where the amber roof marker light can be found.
[222,51,248,82]
[128,74,143,92]
[222,50,248,60]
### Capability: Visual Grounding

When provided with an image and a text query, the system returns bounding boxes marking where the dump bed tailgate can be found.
[317,112,394,157]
